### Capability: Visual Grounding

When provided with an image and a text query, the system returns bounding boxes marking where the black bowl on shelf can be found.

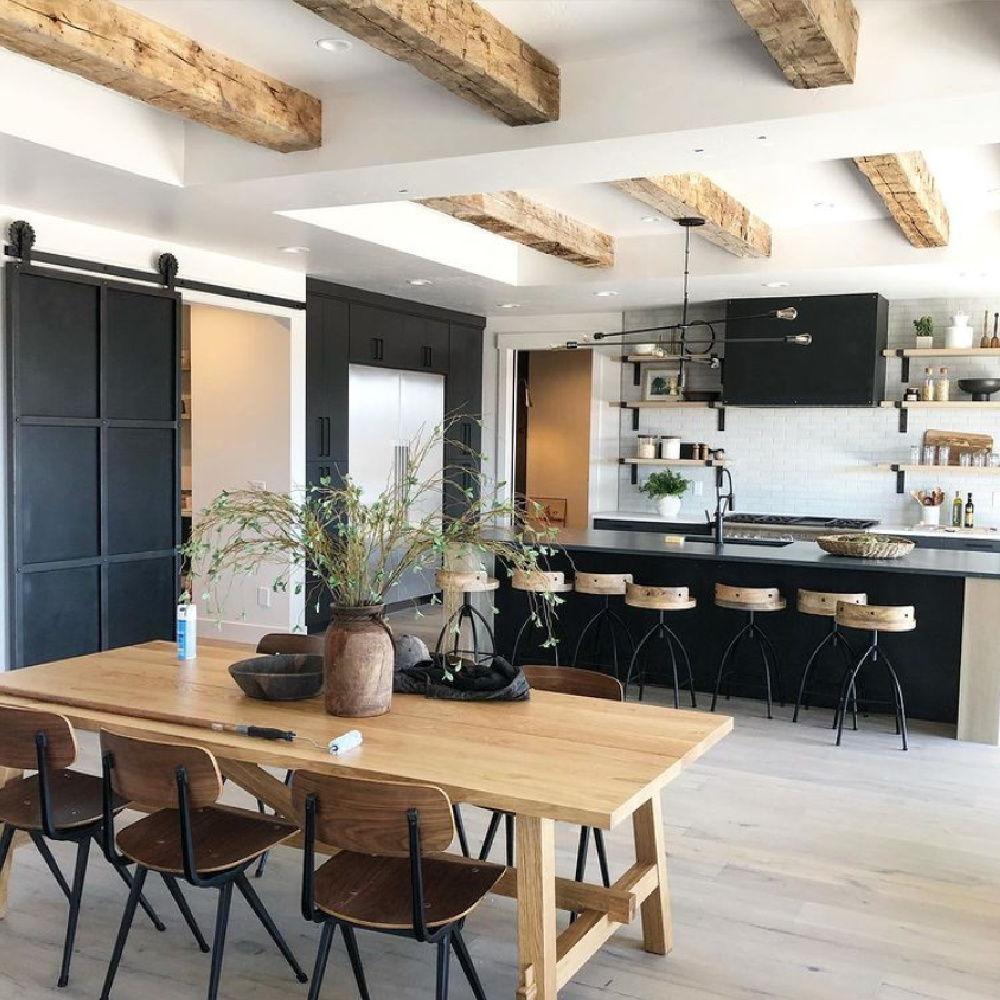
[229,653,323,701]
[958,378,1000,401]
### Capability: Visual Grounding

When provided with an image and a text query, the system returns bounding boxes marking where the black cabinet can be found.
[403,314,449,373]
[445,323,484,518]
[723,293,888,406]
[306,296,349,463]
[349,302,450,373]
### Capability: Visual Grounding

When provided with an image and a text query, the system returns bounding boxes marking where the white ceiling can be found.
[3,0,1000,316]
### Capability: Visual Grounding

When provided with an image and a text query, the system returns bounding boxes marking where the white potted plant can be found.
[640,469,690,519]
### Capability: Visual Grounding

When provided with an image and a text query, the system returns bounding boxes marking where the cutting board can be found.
[923,429,993,465]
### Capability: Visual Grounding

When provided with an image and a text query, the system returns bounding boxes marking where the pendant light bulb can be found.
[775,307,798,321]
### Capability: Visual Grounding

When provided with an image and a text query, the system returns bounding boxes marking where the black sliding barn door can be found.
[6,263,180,667]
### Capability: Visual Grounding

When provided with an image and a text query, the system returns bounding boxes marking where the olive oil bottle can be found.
[965,492,975,529]
[952,491,963,527]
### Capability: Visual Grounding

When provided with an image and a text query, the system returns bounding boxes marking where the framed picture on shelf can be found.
[642,367,679,401]
[526,496,567,529]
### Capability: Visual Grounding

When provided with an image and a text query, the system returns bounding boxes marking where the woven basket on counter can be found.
[815,533,915,559]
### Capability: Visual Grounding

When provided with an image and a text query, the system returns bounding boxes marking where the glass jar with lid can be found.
[637,435,657,460]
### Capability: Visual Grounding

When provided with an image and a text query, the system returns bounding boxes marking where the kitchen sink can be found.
[680,535,793,548]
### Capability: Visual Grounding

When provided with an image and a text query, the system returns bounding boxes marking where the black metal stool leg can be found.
[626,622,660,702]
[206,882,234,1000]
[793,626,836,722]
[755,622,785,707]
[881,650,909,751]
[57,835,91,987]
[607,608,636,683]
[235,873,308,982]
[749,622,774,720]
[664,622,681,709]
[711,622,751,712]
[832,630,861,730]
[307,921,337,1000]
[452,804,470,858]
[99,864,148,1000]
[161,874,210,951]
[342,926,371,1000]
[572,604,605,668]
[452,928,488,1000]
[836,646,875,747]
[509,609,533,666]
[661,625,698,709]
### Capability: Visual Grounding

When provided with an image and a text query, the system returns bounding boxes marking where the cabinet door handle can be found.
[370,337,384,361]
[317,416,325,456]
[324,417,332,457]
[422,346,432,367]
[462,421,472,447]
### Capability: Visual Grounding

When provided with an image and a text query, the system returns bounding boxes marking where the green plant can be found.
[913,316,934,337]
[640,469,690,499]
[180,418,565,646]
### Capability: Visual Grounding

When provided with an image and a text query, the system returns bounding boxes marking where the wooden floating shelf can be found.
[617,355,683,364]
[877,464,1000,473]
[620,458,726,467]
[613,400,716,409]
[883,348,1000,358]
[880,401,1000,408]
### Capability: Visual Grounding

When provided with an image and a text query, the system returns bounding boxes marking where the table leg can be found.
[516,815,557,1000]
[0,767,23,919]
[631,793,672,955]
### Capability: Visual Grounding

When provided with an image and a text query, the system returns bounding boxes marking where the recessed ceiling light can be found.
[398,188,410,194]
[693,147,706,154]
[497,302,520,309]
[640,215,662,223]
[987,187,1000,196]
[813,201,835,210]
[279,246,309,254]
[408,279,433,286]
[316,38,352,53]
[756,135,769,141]
[763,281,789,288]
[594,290,619,298]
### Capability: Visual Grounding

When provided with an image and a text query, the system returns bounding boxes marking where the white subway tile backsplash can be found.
[617,298,1000,526]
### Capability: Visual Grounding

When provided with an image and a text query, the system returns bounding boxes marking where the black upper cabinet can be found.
[306,296,349,462]
[723,293,888,406]
[348,302,449,372]
[402,314,449,373]
[446,322,483,455]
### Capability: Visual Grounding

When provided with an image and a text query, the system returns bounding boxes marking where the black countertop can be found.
[544,528,1000,581]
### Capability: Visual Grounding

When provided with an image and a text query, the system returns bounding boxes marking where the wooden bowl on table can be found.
[815,534,915,560]
[229,653,324,701]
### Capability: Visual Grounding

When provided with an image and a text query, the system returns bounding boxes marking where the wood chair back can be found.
[522,665,623,702]
[0,705,76,770]
[293,772,454,857]
[100,730,223,810]
[256,632,325,656]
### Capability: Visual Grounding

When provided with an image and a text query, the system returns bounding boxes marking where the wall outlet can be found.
[693,481,704,496]
[257,587,272,608]
[249,480,266,491]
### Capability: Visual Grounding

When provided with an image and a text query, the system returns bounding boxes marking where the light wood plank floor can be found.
[2,659,999,999]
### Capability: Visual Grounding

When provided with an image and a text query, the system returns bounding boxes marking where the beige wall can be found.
[524,350,593,530]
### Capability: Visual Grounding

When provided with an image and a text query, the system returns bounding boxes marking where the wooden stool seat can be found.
[0,770,124,832]
[625,583,696,612]
[116,806,297,875]
[835,603,916,633]
[797,589,867,617]
[511,569,573,594]
[435,570,499,594]
[715,583,786,612]
[573,572,632,596]
[312,851,504,931]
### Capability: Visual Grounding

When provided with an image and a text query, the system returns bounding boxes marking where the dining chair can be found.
[478,666,621,910]
[251,632,324,877]
[0,705,202,988]
[98,729,308,1000]
[294,771,504,1000]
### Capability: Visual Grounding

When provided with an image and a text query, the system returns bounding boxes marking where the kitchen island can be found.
[493,528,1000,744]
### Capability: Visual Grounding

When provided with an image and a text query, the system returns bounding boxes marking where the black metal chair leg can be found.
[452,804,470,858]
[57,836,91,987]
[28,831,72,900]
[570,825,591,925]
[593,829,611,889]
[504,812,515,867]
[342,926,371,1000]
[307,921,337,1000]
[478,810,502,861]
[235,874,308,982]
[93,833,166,932]
[436,934,452,1000]
[711,624,749,711]
[161,874,210,952]
[206,882,234,1000]
[99,864,148,1000]
[452,928,487,1000]
[0,825,14,884]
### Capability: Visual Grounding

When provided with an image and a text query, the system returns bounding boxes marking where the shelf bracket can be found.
[901,357,910,383]
[632,362,641,387]
[895,467,905,494]
[630,464,638,486]
[716,406,726,432]
[631,407,639,431]
[898,406,908,434]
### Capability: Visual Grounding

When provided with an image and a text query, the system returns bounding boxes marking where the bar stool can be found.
[624,583,698,708]
[793,590,866,728]
[435,569,499,663]
[571,573,635,680]
[508,569,574,665]
[710,584,786,718]
[833,602,915,750]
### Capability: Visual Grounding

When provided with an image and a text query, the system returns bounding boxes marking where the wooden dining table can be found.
[0,641,732,1000]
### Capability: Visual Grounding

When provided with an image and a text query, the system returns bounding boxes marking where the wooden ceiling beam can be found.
[854,152,949,248]
[611,174,772,258]
[0,0,321,152]
[730,0,859,88]
[418,192,613,268]
[293,0,559,126]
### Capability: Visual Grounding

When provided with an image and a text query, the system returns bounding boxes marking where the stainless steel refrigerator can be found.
[348,364,446,603]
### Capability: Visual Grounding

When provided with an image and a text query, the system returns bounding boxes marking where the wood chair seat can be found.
[574,572,632,597]
[625,583,697,612]
[797,589,867,617]
[511,569,573,594]
[835,602,916,633]
[715,583,786,612]
[0,770,124,832]
[116,807,296,874]
[312,851,504,931]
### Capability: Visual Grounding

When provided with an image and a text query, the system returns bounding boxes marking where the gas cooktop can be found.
[725,514,878,530]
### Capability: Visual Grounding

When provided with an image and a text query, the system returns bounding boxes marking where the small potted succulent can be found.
[913,315,934,349]
[640,469,690,519]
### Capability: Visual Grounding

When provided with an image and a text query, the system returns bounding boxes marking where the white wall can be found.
[616,297,1000,528]
[484,312,622,517]
[0,204,306,668]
